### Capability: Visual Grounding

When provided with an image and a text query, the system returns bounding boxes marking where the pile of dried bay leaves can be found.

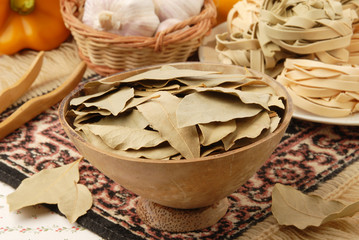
[67,65,286,160]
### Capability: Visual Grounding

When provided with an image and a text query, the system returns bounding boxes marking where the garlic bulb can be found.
[155,18,182,33]
[153,0,204,21]
[82,0,160,37]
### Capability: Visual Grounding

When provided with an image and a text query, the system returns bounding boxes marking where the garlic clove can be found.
[82,0,110,31]
[98,10,121,31]
[153,0,204,21]
[156,18,182,34]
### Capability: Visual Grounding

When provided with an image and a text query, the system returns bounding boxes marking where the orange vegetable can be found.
[214,0,239,25]
[0,0,70,55]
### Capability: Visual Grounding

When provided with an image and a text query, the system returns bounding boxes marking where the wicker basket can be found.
[60,0,217,76]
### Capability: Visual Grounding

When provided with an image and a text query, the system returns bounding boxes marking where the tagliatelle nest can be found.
[347,21,359,64]
[277,58,359,117]
[226,0,263,34]
[216,0,358,77]
[259,0,354,63]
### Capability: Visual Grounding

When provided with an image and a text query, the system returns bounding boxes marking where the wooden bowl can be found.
[59,62,293,231]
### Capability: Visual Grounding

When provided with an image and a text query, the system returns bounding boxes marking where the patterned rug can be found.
[1,75,359,240]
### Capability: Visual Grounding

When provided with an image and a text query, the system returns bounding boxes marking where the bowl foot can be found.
[136,197,229,232]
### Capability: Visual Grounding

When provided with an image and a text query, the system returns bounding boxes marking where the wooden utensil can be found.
[0,61,86,140]
[0,51,44,114]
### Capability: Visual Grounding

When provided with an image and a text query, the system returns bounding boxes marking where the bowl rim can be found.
[59,62,293,164]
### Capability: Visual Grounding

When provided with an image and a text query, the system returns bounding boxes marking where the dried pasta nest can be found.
[259,0,353,64]
[348,21,359,64]
[341,0,359,21]
[277,58,359,117]
[60,0,217,76]
[227,0,263,34]
[216,0,357,77]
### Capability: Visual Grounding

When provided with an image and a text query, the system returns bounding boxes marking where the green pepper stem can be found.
[10,0,35,15]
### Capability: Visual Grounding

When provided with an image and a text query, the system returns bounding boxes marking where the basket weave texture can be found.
[60,0,217,76]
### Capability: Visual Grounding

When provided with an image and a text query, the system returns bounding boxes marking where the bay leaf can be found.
[83,79,118,95]
[71,107,112,117]
[80,126,179,159]
[201,144,225,157]
[118,143,179,159]
[122,94,160,112]
[270,115,281,132]
[84,87,134,116]
[145,83,181,92]
[134,90,157,97]
[216,81,251,89]
[170,154,183,160]
[137,91,200,159]
[241,84,277,95]
[68,108,111,129]
[176,91,263,128]
[222,111,270,150]
[272,183,359,229]
[73,113,102,129]
[58,183,93,223]
[193,86,271,110]
[198,120,237,146]
[268,95,285,109]
[70,87,115,106]
[135,79,171,89]
[86,123,165,150]
[167,85,202,96]
[122,65,219,83]
[178,74,256,87]
[7,158,92,223]
[96,109,149,129]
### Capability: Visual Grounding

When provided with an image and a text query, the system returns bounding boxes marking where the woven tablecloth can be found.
[1,75,359,240]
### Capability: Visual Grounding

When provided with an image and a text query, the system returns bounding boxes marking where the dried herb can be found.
[272,183,359,229]
[137,91,200,159]
[68,66,286,160]
[7,158,92,223]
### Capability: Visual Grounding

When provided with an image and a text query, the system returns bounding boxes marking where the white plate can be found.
[293,106,359,126]
[198,23,359,126]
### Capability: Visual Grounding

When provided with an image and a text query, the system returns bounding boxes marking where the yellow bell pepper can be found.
[0,0,70,55]
[214,0,239,25]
